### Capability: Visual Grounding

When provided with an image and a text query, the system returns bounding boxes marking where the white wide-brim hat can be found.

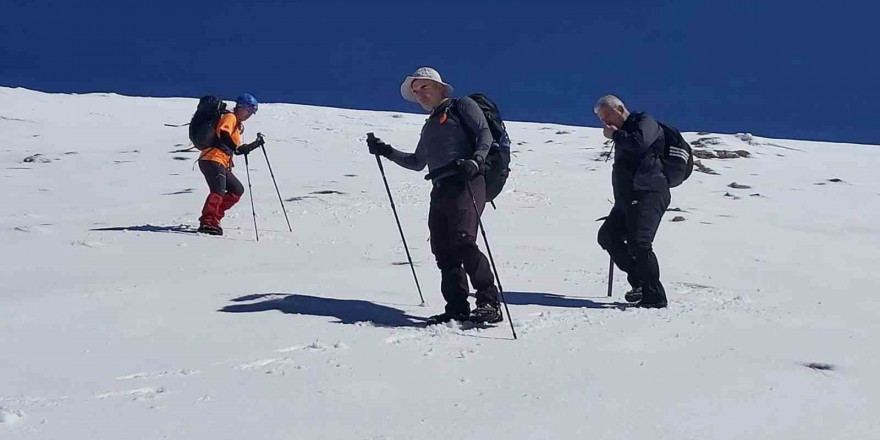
[400,67,454,103]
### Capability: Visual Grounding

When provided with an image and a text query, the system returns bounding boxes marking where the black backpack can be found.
[657,122,693,188]
[189,95,228,150]
[450,94,512,202]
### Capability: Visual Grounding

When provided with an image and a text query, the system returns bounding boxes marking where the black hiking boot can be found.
[636,296,668,309]
[624,286,643,303]
[470,302,503,324]
[426,310,470,325]
[197,224,223,236]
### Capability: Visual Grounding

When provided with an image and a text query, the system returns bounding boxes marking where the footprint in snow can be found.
[235,358,285,370]
[169,147,197,153]
[457,349,478,359]
[727,182,751,189]
[238,340,347,370]
[95,387,166,401]
[0,407,25,424]
[815,178,846,186]
[235,357,305,374]
[801,362,835,372]
[0,115,37,123]
[285,195,316,202]
[23,154,52,163]
[116,369,199,380]
[14,225,53,233]
[164,188,194,195]
[70,240,103,248]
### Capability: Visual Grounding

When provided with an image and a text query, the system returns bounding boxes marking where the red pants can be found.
[199,160,243,227]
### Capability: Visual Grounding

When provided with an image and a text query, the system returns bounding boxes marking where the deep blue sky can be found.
[2,0,876,144]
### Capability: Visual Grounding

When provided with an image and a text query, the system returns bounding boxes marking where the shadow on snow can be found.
[219,293,426,328]
[90,224,195,233]
[503,291,631,310]
[220,291,631,330]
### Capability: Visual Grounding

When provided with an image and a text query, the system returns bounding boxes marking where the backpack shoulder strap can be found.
[446,97,478,145]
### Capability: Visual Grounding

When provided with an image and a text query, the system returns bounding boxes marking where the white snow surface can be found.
[1,87,878,439]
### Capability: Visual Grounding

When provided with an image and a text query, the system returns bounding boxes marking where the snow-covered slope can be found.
[1,87,878,439]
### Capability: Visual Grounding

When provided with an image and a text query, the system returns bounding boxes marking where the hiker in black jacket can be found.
[595,95,671,308]
[367,67,502,324]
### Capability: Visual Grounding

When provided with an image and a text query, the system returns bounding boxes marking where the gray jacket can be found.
[387,97,493,181]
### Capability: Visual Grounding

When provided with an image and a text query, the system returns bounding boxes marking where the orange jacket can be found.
[199,113,243,168]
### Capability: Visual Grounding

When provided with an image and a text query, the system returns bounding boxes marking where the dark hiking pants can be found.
[198,160,244,227]
[428,175,499,314]
[598,188,671,301]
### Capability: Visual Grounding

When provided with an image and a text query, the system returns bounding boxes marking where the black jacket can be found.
[611,112,669,205]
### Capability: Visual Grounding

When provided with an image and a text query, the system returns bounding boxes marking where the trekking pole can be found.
[244,153,259,241]
[367,133,425,306]
[466,180,517,340]
[607,257,614,297]
[257,133,292,232]
[596,215,613,297]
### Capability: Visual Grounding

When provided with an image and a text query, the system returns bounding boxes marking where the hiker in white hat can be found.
[366,67,503,325]
[399,67,455,111]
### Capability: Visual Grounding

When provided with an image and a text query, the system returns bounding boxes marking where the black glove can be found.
[235,138,264,155]
[456,158,481,180]
[367,136,393,157]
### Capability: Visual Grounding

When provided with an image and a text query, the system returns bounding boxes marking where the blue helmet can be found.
[235,93,258,113]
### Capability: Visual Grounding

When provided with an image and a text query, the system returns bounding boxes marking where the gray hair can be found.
[593,95,627,114]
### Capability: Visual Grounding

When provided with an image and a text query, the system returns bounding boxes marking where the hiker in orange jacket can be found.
[197,94,264,235]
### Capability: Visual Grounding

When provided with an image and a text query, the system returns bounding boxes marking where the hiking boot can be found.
[426,310,470,325]
[636,297,668,309]
[624,286,643,303]
[197,224,223,236]
[470,302,503,324]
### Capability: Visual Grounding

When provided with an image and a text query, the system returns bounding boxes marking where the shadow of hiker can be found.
[220,293,426,328]
[91,224,194,233]
[504,291,631,310]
